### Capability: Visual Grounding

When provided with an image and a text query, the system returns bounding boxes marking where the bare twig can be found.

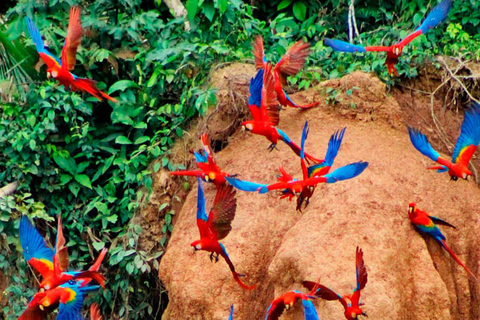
[164,0,191,31]
[0,181,19,198]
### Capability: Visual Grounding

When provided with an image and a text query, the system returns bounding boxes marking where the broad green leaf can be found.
[53,154,77,175]
[186,0,199,22]
[93,241,106,251]
[74,174,92,189]
[292,2,306,21]
[203,1,215,22]
[218,0,228,13]
[108,80,140,94]
[134,136,150,144]
[115,136,133,144]
[277,0,292,10]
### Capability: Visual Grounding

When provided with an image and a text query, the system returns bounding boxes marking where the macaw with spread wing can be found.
[407,102,480,181]
[19,281,100,320]
[242,65,323,164]
[191,177,256,290]
[408,203,477,280]
[253,35,319,109]
[170,133,234,187]
[265,282,321,320]
[25,7,117,102]
[324,0,452,76]
[228,121,368,211]
[19,215,106,291]
[303,247,368,320]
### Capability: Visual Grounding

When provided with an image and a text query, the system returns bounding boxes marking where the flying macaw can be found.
[242,65,323,164]
[90,303,102,320]
[253,35,319,109]
[170,133,234,187]
[324,0,452,76]
[19,281,100,320]
[191,177,256,290]
[19,215,106,291]
[228,121,368,211]
[265,282,320,320]
[25,7,117,102]
[408,203,477,280]
[303,247,368,320]
[407,102,480,181]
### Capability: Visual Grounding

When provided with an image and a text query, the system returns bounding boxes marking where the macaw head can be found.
[190,240,202,252]
[455,168,472,181]
[46,68,58,79]
[349,307,367,319]
[241,121,254,132]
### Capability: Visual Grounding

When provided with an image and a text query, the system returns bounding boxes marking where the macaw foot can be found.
[304,198,310,209]
[209,252,219,263]
[267,143,278,151]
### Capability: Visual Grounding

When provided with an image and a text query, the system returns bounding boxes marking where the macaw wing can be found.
[277,166,294,183]
[356,247,368,291]
[18,304,48,320]
[248,69,267,121]
[90,303,103,320]
[302,300,319,320]
[302,281,342,301]
[308,127,346,178]
[264,298,285,320]
[57,283,100,320]
[61,6,83,71]
[300,121,310,180]
[225,177,267,192]
[25,17,62,67]
[53,215,69,278]
[428,215,456,229]
[322,161,369,183]
[324,39,367,53]
[415,0,452,34]
[208,184,237,240]
[253,35,267,69]
[19,216,54,279]
[274,40,310,85]
[228,304,234,320]
[407,127,454,168]
[200,133,215,164]
[196,177,210,239]
[259,181,296,194]
[262,64,280,126]
[451,102,480,166]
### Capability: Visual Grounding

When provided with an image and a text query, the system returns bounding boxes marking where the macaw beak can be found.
[241,126,245,131]
[46,72,51,79]
[39,305,44,311]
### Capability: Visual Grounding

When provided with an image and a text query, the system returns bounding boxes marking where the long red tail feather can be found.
[73,78,117,102]
[440,239,477,281]
[232,272,257,290]
[75,270,106,288]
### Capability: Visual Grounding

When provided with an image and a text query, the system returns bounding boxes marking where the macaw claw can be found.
[209,252,219,263]
[267,143,279,151]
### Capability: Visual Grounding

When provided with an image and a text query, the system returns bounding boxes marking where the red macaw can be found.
[228,121,368,211]
[19,281,100,320]
[25,7,117,102]
[170,133,233,187]
[253,35,319,109]
[90,303,103,320]
[19,215,106,291]
[191,177,256,290]
[242,64,323,164]
[303,247,368,320]
[408,203,477,280]
[408,102,480,181]
[324,0,452,76]
[265,282,320,320]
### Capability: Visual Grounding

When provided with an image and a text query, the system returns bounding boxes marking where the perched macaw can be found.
[303,247,368,320]
[90,303,103,320]
[228,305,234,320]
[19,281,100,320]
[19,215,105,291]
[265,282,320,320]
[253,35,319,109]
[170,133,234,187]
[229,121,368,211]
[324,0,452,76]
[25,7,117,102]
[242,65,323,164]
[407,102,480,181]
[408,203,477,280]
[191,177,256,290]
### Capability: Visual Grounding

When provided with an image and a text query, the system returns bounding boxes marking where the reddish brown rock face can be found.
[158,69,480,320]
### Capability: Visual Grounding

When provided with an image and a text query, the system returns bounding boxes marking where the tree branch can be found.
[0,181,19,198]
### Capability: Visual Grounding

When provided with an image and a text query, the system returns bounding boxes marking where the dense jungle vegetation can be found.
[0,0,479,318]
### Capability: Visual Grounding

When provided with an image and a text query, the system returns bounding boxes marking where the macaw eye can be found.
[68,280,76,285]
[51,71,58,78]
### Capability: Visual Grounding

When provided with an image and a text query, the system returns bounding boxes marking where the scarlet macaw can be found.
[242,65,323,164]
[19,281,100,320]
[191,177,256,290]
[324,0,452,76]
[25,7,117,102]
[407,102,480,181]
[265,282,320,320]
[408,203,477,280]
[170,133,234,187]
[19,215,106,291]
[253,35,319,109]
[90,303,102,320]
[228,121,368,211]
[303,247,368,320]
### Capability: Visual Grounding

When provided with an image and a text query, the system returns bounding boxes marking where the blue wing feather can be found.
[324,39,366,53]
[275,128,292,144]
[451,102,480,163]
[249,69,264,107]
[57,283,100,320]
[228,305,234,320]
[196,177,208,222]
[225,177,266,192]
[25,17,62,65]
[19,215,54,263]
[302,300,319,320]
[416,0,452,34]
[194,151,208,164]
[407,127,441,162]
[323,161,368,183]
[300,121,309,160]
